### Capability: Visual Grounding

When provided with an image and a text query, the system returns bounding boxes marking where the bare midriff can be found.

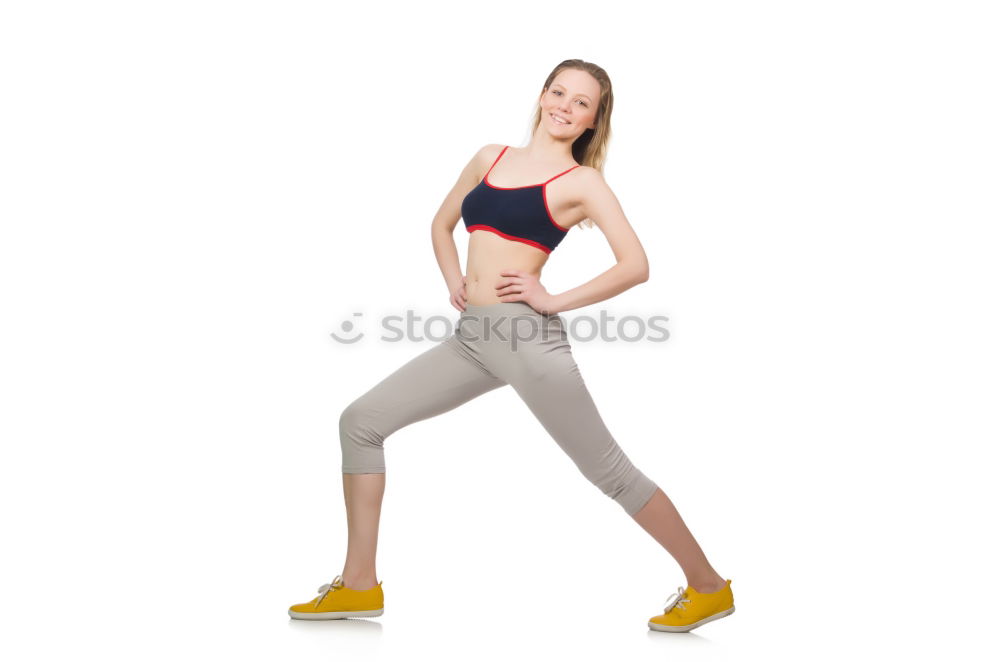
[464,230,550,306]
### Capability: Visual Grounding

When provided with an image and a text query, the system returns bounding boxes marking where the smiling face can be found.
[539,68,601,139]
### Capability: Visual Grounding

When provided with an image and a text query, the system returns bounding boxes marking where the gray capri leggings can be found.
[339,301,659,516]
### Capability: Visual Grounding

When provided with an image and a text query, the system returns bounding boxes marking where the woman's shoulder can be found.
[478,143,508,160]
[464,143,506,171]
[562,166,611,210]
[568,164,604,187]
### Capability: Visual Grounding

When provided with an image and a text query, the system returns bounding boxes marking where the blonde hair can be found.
[528,59,614,230]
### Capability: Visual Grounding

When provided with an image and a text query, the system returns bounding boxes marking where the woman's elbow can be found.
[618,260,648,285]
[630,261,650,284]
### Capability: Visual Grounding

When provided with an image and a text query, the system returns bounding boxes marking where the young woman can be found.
[288,59,735,633]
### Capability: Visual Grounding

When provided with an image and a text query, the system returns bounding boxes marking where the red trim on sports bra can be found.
[465,224,554,254]
[541,187,571,233]
[483,145,581,192]
[482,145,510,186]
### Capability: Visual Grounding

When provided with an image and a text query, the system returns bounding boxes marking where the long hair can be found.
[528,59,614,230]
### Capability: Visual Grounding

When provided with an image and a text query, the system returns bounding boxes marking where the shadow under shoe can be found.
[288,575,384,620]
[648,579,735,633]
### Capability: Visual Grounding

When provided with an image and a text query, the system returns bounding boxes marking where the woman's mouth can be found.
[550,113,570,125]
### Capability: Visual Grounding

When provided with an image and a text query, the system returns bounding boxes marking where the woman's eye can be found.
[553,89,587,107]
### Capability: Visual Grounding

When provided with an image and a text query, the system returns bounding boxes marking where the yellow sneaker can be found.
[648,579,735,632]
[288,575,384,620]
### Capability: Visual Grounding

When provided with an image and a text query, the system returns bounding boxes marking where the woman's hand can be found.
[450,276,468,312]
[495,269,558,314]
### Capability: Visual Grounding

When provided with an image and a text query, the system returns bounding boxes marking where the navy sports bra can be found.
[461,145,580,254]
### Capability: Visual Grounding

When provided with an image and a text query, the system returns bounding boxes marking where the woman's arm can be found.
[430,146,490,293]
[549,167,650,314]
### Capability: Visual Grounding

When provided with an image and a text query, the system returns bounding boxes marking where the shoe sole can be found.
[288,608,384,620]
[648,606,735,633]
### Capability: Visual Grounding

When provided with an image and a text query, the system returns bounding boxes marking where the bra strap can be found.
[485,145,509,179]
[543,164,581,185]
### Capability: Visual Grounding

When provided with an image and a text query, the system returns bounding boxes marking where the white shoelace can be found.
[314,575,345,604]
[662,586,691,613]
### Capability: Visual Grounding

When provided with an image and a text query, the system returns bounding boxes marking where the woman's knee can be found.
[339,401,387,472]
[579,453,658,516]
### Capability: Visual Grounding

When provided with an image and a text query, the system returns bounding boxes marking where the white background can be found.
[2,1,998,660]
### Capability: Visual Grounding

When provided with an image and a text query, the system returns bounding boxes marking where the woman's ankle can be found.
[341,572,379,590]
[688,575,727,594]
